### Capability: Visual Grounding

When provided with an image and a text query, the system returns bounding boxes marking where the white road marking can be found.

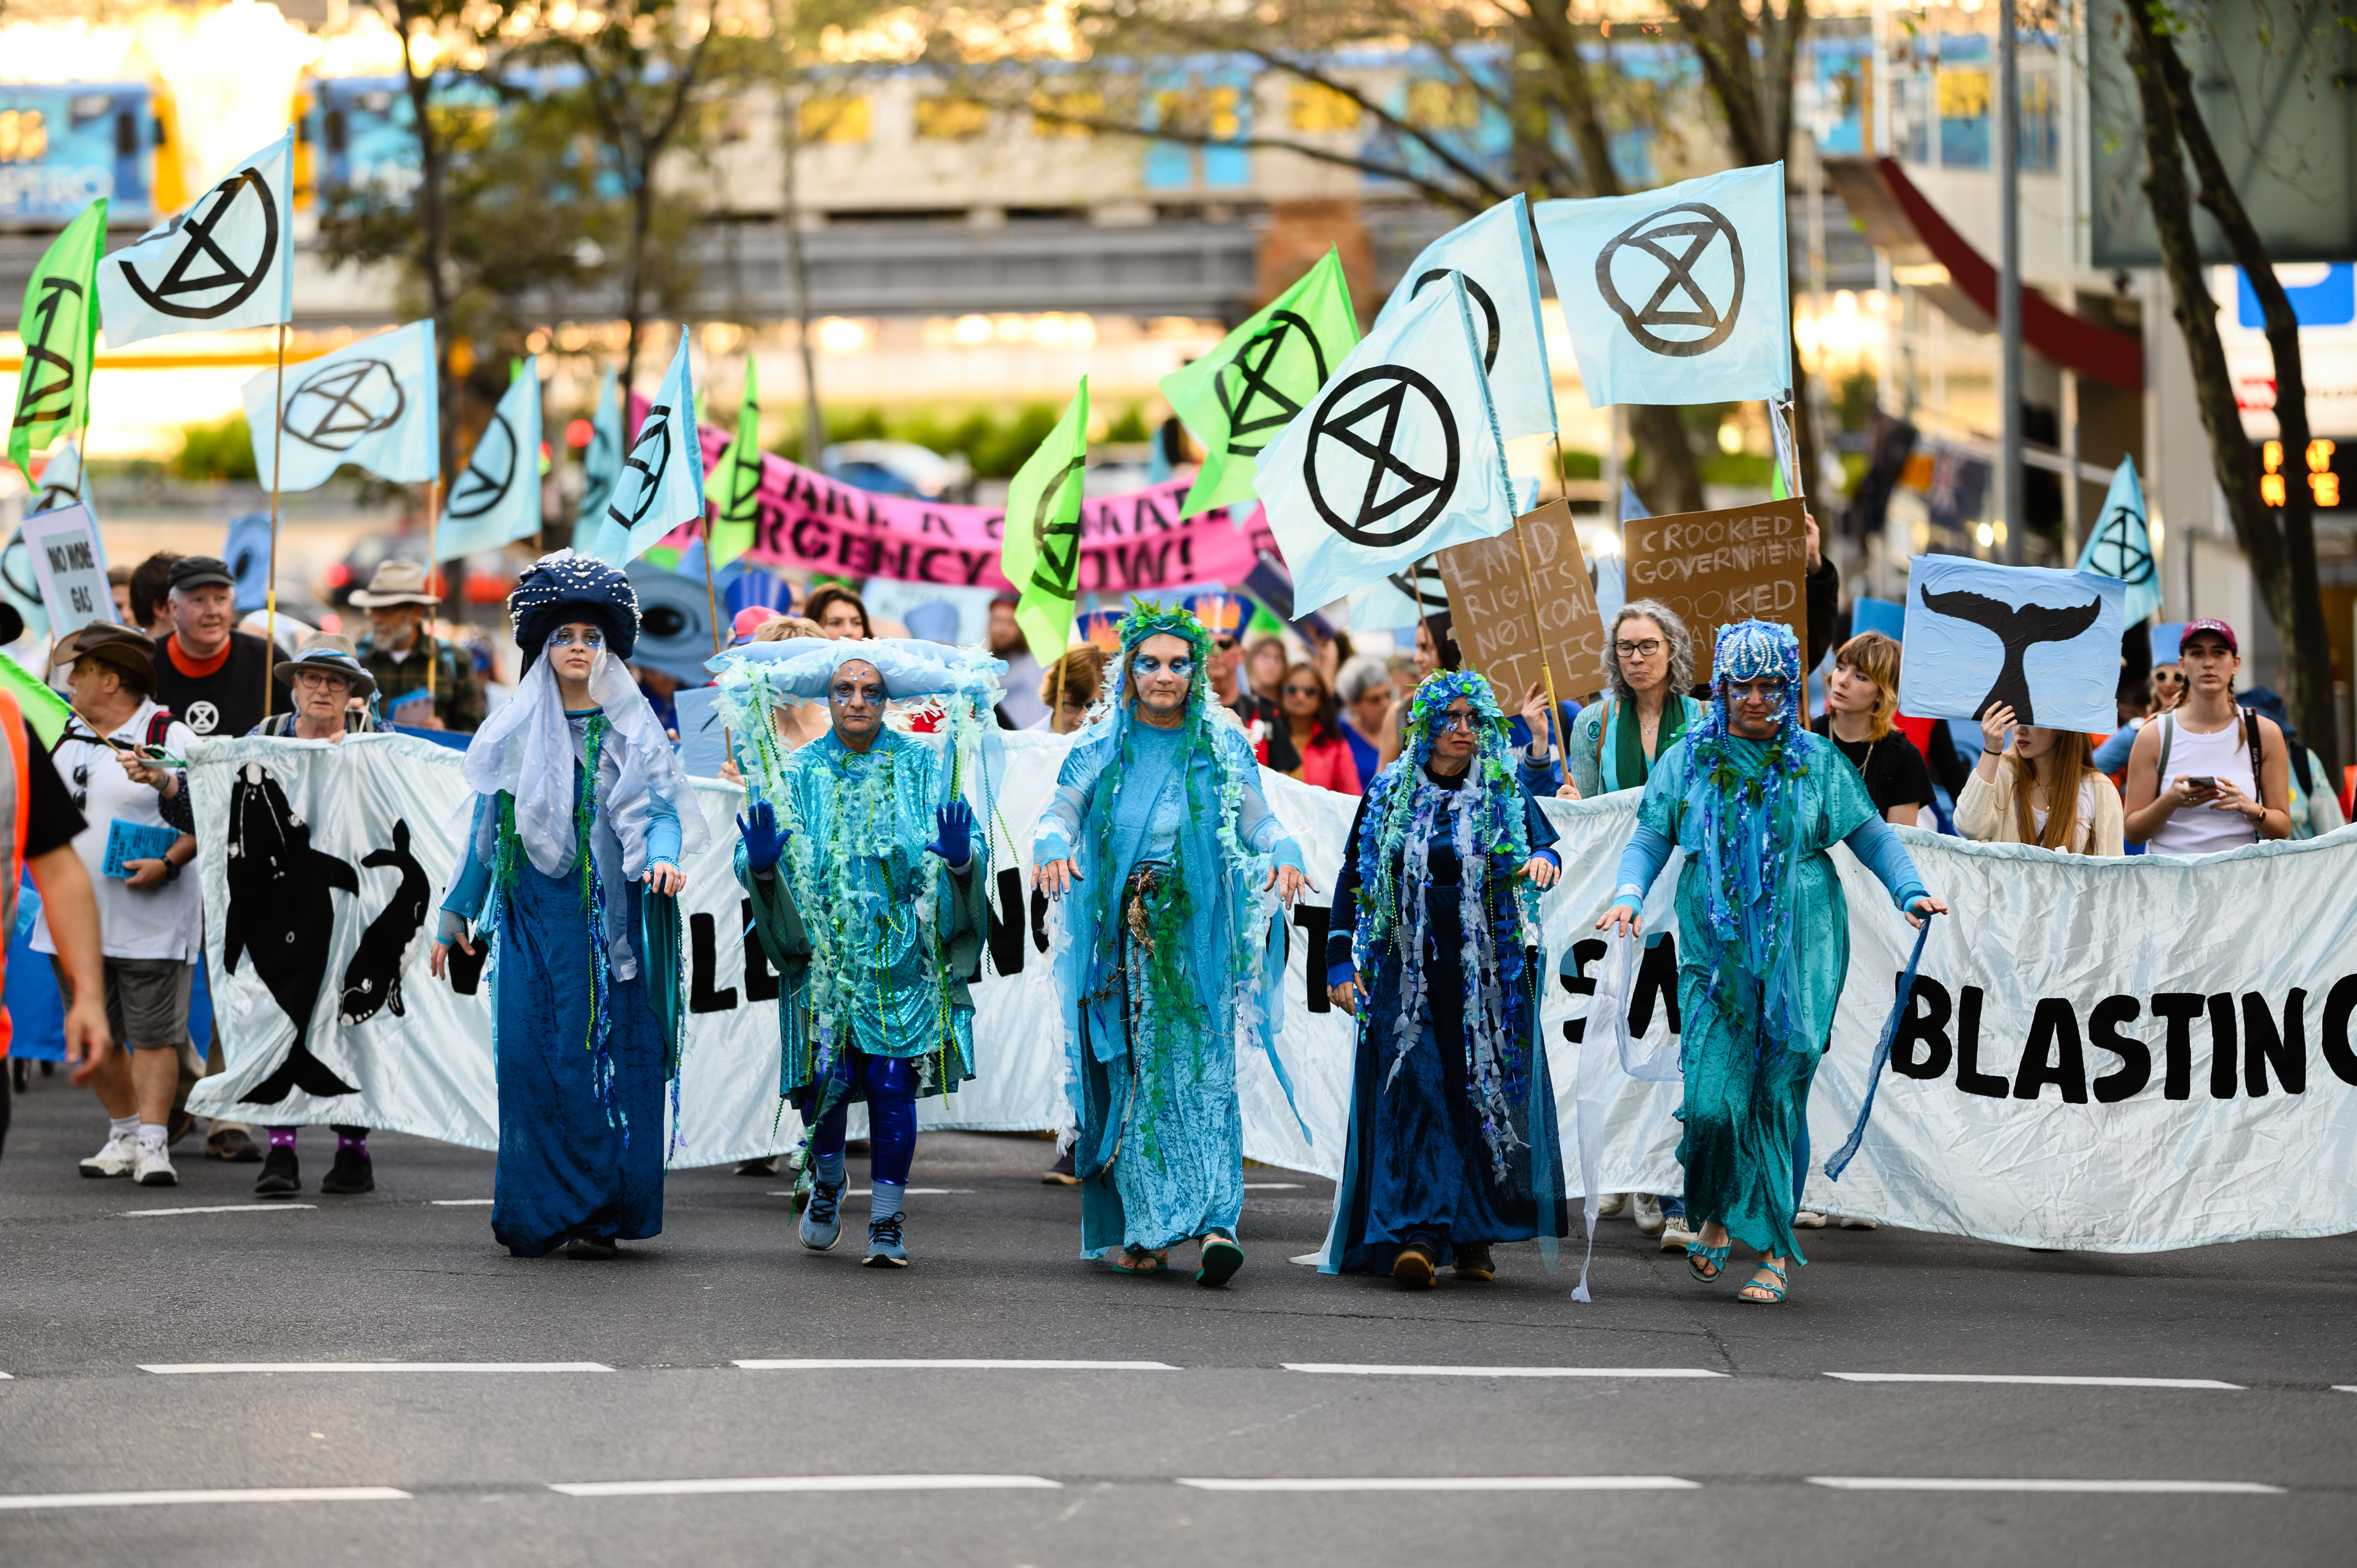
[1243,1183,1302,1190]
[1283,1364,1726,1379]
[1806,1477,2285,1494]
[0,1487,410,1511]
[549,1474,1060,1497]
[1824,1373,2243,1390]
[123,1204,316,1217]
[2334,1386,2357,1394]
[431,1199,493,1206]
[1178,1476,1698,1492]
[734,1359,1177,1372]
[763,1189,972,1197]
[140,1362,613,1375]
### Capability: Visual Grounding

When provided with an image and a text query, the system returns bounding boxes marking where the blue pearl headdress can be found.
[510,549,642,668]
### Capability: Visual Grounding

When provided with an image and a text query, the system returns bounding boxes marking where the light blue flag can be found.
[1255,275,1516,613]
[1534,163,1792,407]
[573,368,622,551]
[241,319,438,491]
[436,356,543,559]
[1897,556,2127,733]
[98,128,295,349]
[2074,455,2161,625]
[1371,194,1557,442]
[594,331,705,566]
[223,511,273,613]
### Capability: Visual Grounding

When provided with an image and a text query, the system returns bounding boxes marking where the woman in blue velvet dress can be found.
[1033,602,1309,1286]
[1600,620,1943,1304]
[1319,671,1568,1289]
[430,551,707,1259]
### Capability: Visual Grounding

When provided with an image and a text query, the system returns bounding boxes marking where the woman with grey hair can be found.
[1563,599,1703,800]
[1334,653,1398,784]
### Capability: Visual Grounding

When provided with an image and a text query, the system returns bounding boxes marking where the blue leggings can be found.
[808,1052,917,1186]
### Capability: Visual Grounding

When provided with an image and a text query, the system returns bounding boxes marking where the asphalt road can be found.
[3,1075,2352,1568]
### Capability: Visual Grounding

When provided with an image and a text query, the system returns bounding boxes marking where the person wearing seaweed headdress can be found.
[1033,601,1311,1285]
[1318,670,1570,1289]
[1599,619,1945,1304]
[713,635,1002,1268]
[429,550,708,1259]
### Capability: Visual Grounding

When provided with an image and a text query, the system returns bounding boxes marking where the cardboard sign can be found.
[1621,497,1807,676]
[1436,500,1611,705]
[21,503,117,640]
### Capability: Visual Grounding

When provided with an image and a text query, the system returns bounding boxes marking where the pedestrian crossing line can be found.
[1282,1364,1727,1379]
[1824,1373,2244,1390]
[2334,1386,2357,1394]
[549,1474,1061,1497]
[1242,1183,1302,1190]
[430,1199,493,1206]
[139,1362,614,1375]
[1177,1476,1700,1492]
[0,1487,411,1511]
[1805,1477,2285,1494]
[122,1204,317,1217]
[734,1358,1178,1372]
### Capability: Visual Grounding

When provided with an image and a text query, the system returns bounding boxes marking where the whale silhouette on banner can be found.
[1898,556,2127,733]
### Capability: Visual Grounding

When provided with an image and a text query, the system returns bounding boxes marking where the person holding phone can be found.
[2122,620,2289,853]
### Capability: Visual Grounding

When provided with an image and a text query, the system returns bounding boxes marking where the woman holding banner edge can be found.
[1598,619,1944,1304]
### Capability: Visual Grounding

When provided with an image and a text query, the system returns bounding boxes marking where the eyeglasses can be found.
[1614,638,1665,659]
[1435,711,1479,732]
[1212,635,1238,652]
[1726,678,1789,703]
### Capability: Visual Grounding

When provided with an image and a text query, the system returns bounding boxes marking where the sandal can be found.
[1195,1233,1244,1288]
[1685,1239,1730,1282]
[1737,1261,1789,1304]
[1110,1246,1167,1275]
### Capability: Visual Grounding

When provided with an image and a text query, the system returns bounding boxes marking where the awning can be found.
[1822,155,2145,393]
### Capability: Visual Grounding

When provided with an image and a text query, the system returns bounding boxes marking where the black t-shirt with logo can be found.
[153,630,290,739]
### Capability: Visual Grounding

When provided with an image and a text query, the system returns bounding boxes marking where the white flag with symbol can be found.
[594,331,707,566]
[436,356,544,559]
[1371,194,1558,442]
[98,128,295,349]
[242,320,440,492]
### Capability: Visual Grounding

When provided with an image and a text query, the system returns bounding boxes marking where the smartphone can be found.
[2186,775,2217,791]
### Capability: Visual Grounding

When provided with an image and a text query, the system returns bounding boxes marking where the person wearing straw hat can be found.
[350,559,483,733]
[428,551,706,1259]
[713,634,1002,1267]
[40,623,202,1188]
[240,633,389,1197]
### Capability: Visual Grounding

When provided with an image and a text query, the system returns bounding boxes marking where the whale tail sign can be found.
[1916,586,2104,728]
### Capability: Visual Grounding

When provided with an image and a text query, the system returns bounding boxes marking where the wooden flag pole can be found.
[701,506,732,764]
[424,476,442,702]
[263,321,287,716]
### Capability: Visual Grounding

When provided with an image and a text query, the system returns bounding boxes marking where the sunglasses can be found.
[1281,683,1322,698]
[1434,711,1479,732]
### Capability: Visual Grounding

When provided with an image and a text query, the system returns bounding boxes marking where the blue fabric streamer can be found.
[1823,909,1938,1182]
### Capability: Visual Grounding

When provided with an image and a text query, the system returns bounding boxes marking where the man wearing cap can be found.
[2123,618,2292,854]
[40,623,204,1188]
[1189,591,1302,773]
[239,633,389,1197]
[350,560,484,733]
[153,555,288,744]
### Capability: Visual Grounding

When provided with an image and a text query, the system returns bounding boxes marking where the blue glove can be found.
[737,802,788,875]
[926,800,975,868]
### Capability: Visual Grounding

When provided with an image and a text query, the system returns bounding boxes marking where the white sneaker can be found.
[1629,1193,1667,1236]
[1660,1216,1701,1252]
[134,1145,178,1187]
[1595,1193,1627,1220]
[1793,1209,1827,1229]
[1838,1215,1878,1230]
[79,1133,140,1179]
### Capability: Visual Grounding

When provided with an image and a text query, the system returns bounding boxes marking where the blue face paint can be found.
[546,624,604,652]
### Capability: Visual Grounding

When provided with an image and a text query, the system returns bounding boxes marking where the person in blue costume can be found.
[713,634,1001,1268]
[1033,601,1310,1286]
[1319,670,1569,1289]
[1599,619,1944,1304]
[429,551,707,1260]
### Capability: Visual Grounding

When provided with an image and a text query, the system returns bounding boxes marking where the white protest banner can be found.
[20,502,116,637]
[184,732,2357,1254]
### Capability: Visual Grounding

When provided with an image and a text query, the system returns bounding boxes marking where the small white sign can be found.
[21,502,117,639]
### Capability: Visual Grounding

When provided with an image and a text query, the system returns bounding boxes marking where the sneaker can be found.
[1629,1193,1667,1237]
[1596,1193,1627,1220]
[1837,1215,1878,1231]
[1452,1242,1496,1281]
[1041,1148,1079,1185]
[1793,1210,1827,1229]
[1660,1215,1701,1252]
[134,1145,178,1187]
[79,1132,139,1179]
[320,1146,374,1195]
[735,1156,779,1177]
[254,1145,301,1196]
[863,1212,908,1268]
[206,1127,261,1163]
[799,1178,843,1251]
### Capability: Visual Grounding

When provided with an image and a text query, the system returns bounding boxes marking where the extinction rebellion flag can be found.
[998,377,1090,666]
[7,198,106,479]
[241,320,440,492]
[703,358,763,570]
[98,128,296,349]
[435,355,544,559]
[1162,248,1357,519]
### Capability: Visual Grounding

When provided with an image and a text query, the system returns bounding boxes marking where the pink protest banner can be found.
[640,401,1273,592]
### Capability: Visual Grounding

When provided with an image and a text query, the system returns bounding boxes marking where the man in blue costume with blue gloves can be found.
[720,636,998,1268]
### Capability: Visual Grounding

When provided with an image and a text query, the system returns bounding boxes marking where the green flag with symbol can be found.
[998,377,1088,665]
[704,358,762,569]
[1161,247,1357,519]
[8,198,107,479]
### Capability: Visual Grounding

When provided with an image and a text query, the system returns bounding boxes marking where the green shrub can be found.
[174,415,258,482]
